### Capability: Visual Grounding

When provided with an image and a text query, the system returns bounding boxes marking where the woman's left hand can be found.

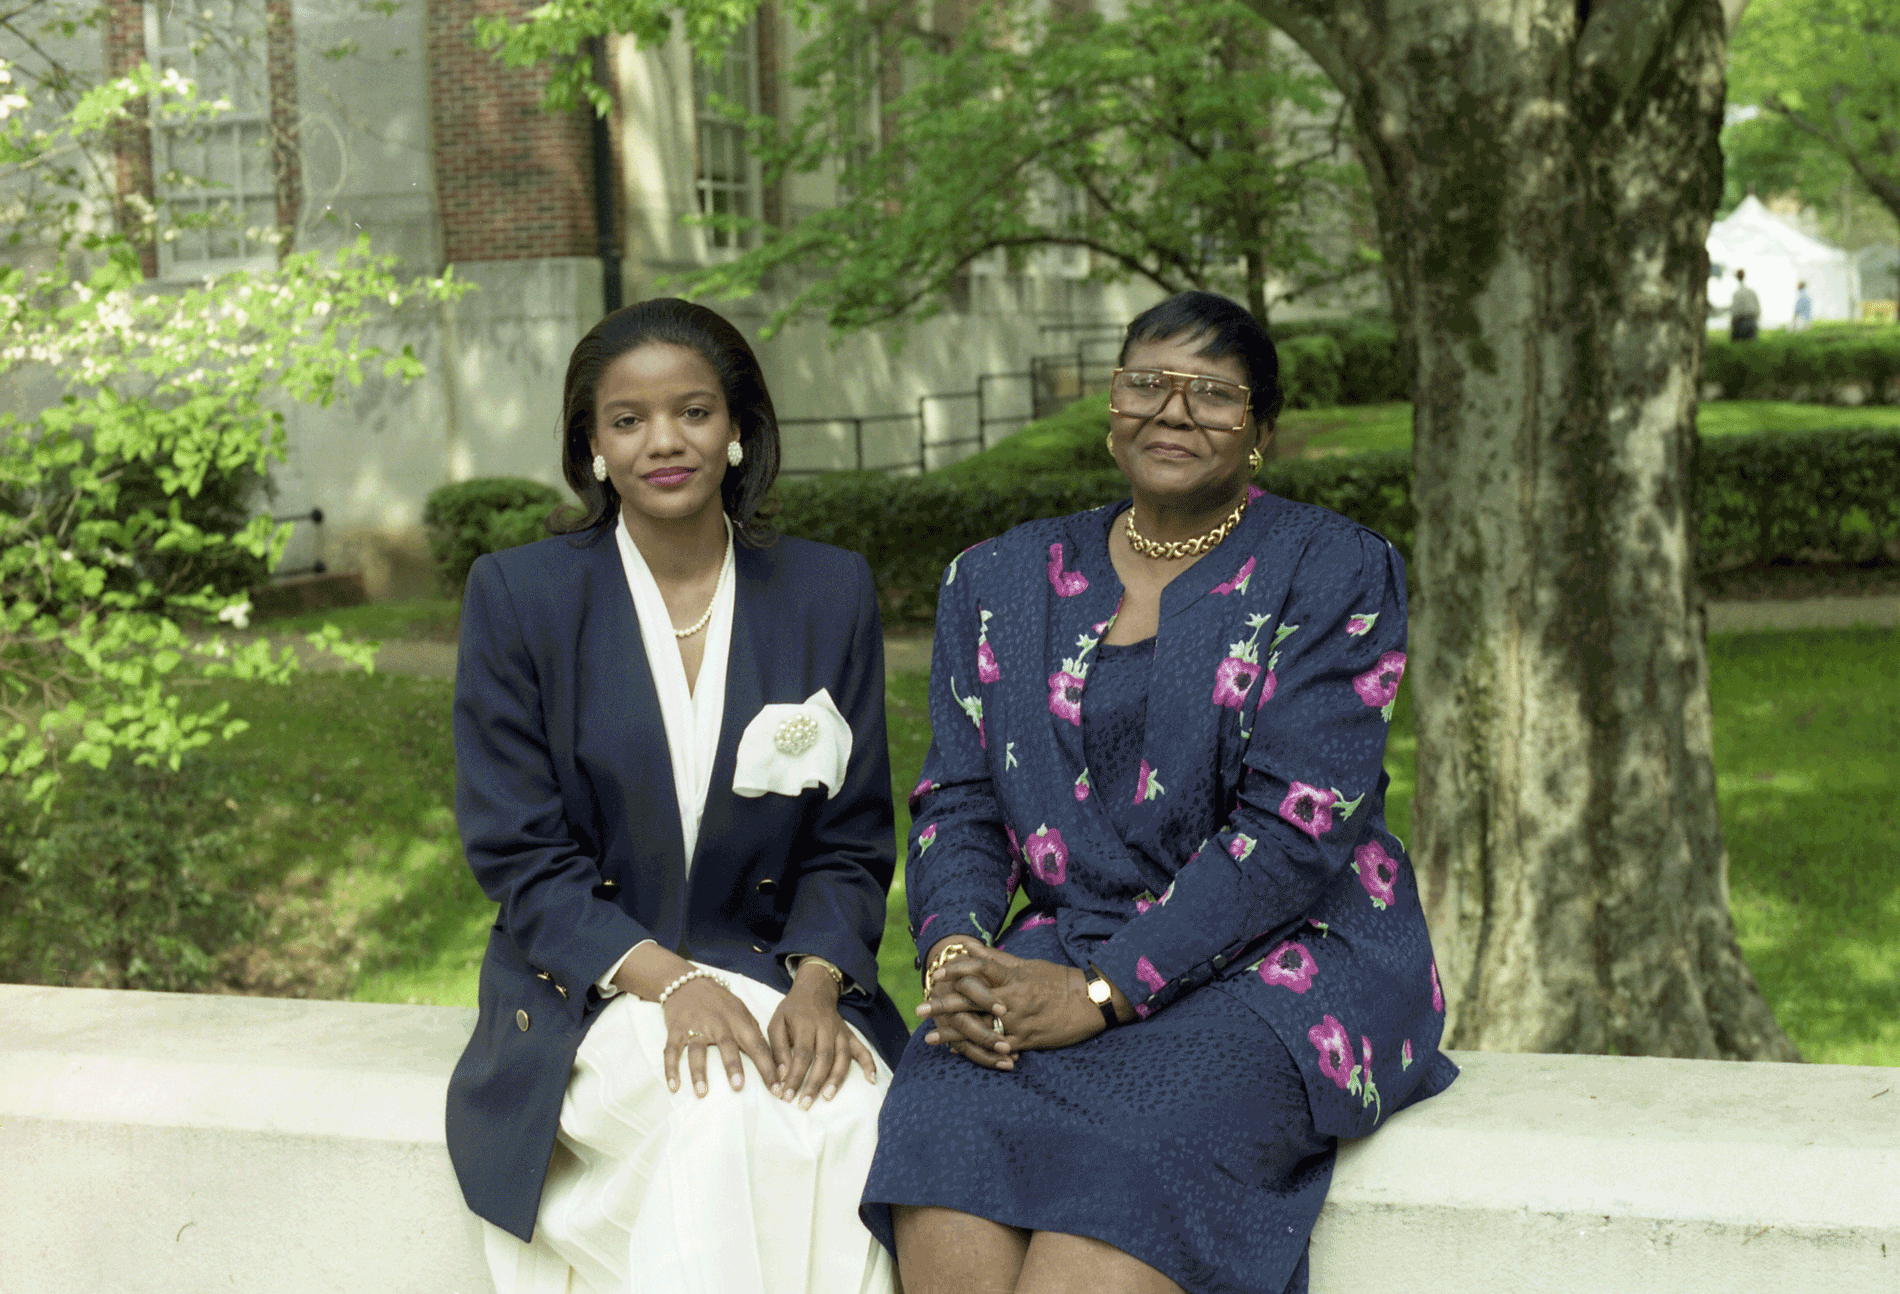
[920,945,1112,1055]
[767,961,880,1108]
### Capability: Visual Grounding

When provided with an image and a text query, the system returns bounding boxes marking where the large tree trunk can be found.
[1249,0,1800,1059]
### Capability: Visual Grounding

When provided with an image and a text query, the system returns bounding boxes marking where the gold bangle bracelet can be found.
[922,940,970,998]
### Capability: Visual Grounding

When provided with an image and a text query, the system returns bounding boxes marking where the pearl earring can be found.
[727,441,744,467]
[592,454,608,482]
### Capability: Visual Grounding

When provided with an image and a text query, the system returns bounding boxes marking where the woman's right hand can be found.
[662,977,782,1099]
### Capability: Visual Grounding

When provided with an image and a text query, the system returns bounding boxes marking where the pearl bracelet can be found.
[656,967,730,1008]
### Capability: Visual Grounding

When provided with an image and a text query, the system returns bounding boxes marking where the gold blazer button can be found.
[515,1009,530,1032]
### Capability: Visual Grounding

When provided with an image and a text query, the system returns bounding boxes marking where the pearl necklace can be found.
[673,527,732,639]
[1124,497,1249,560]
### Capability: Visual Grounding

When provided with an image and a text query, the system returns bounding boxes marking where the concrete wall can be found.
[3,983,1896,1294]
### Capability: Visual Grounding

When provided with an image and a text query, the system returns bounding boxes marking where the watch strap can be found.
[1084,969,1120,1029]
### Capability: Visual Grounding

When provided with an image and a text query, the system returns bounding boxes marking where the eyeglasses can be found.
[1108,368,1252,433]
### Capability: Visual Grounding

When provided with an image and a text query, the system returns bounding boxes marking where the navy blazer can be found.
[444,527,910,1242]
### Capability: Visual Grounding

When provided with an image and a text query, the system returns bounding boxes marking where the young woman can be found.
[445,298,908,1294]
[864,292,1459,1294]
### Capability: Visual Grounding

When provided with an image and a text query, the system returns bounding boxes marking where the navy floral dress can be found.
[860,489,1458,1294]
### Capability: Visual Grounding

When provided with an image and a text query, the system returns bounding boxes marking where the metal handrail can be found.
[269,507,327,576]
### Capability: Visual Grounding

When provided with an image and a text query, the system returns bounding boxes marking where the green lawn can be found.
[945,396,1900,473]
[107,628,1894,1066]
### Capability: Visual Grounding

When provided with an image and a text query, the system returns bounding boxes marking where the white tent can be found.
[1706,196,1861,329]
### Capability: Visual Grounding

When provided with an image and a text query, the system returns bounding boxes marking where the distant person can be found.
[1792,280,1813,331]
[1730,268,1761,341]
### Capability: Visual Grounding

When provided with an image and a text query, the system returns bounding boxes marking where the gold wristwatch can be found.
[1084,968,1120,1029]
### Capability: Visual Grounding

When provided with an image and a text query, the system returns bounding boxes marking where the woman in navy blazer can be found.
[446,299,908,1294]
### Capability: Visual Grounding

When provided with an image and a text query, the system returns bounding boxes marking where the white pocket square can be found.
[733,688,853,800]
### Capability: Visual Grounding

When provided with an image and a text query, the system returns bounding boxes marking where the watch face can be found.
[1088,977,1112,1005]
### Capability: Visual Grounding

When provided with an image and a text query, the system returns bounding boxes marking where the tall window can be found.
[145,0,278,275]
[694,21,760,252]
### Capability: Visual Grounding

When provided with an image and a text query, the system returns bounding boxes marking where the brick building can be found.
[60,0,1138,595]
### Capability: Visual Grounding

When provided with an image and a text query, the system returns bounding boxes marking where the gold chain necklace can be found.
[1123,497,1248,560]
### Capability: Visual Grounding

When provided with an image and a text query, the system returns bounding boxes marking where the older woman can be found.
[861,292,1458,1294]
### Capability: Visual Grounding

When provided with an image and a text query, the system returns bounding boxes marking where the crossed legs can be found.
[892,1205,1185,1294]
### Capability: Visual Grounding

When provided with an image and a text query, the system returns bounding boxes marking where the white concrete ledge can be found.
[0,985,489,1294]
[2,985,1895,1293]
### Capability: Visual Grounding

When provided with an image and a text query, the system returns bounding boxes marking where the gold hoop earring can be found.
[1105,433,1115,455]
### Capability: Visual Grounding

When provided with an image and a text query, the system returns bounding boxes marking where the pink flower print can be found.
[1046,543,1089,597]
[1005,825,1020,855]
[976,638,1001,683]
[916,822,938,854]
[1021,912,1056,931]
[1257,940,1317,993]
[1133,760,1165,802]
[1360,1035,1373,1073]
[1279,781,1339,838]
[1212,654,1263,710]
[1254,668,1277,710]
[1402,1039,1415,1071]
[1212,556,1256,596]
[1246,483,1265,502]
[1073,769,1091,801]
[1353,840,1399,910]
[1134,879,1177,914]
[1024,824,1068,885]
[1430,959,1444,1013]
[1309,1015,1353,1090]
[1353,650,1407,718]
[1135,957,1167,995]
[1227,832,1257,862]
[1048,670,1087,725]
[1005,825,1023,895]
[917,913,939,939]
[909,776,937,810]
[1345,612,1379,638]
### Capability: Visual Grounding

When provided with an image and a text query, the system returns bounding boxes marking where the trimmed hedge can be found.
[423,477,562,594]
[1699,429,1900,569]
[1702,327,1900,404]
[431,430,1899,627]
[1271,319,1412,407]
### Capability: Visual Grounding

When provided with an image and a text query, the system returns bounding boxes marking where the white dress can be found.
[480,518,895,1294]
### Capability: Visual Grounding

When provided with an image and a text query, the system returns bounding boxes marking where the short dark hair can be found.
[552,298,781,546]
[1120,291,1284,428]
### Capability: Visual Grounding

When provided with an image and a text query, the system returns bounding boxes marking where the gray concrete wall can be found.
[3,984,1896,1294]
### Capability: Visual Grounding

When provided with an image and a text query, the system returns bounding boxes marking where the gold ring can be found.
[990,1016,1005,1034]
[685,1029,706,1040]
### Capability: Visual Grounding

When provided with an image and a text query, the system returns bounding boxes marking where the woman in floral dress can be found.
[861,292,1459,1294]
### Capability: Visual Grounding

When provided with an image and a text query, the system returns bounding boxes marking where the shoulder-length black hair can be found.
[1119,291,1285,430]
[551,298,781,546]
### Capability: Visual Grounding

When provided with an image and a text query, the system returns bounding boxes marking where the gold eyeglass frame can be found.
[1108,367,1253,433]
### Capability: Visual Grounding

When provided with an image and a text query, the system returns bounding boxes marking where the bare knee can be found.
[893,1205,1029,1294]
[1014,1231,1184,1294]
